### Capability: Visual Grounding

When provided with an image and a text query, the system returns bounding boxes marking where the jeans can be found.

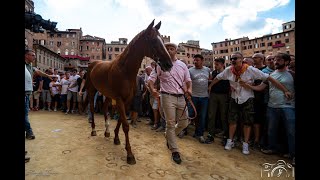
[88,92,99,120]
[25,94,33,135]
[189,96,209,137]
[267,107,295,157]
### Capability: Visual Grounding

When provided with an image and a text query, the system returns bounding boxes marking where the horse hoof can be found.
[91,131,97,136]
[127,155,136,165]
[114,138,120,145]
[104,131,110,137]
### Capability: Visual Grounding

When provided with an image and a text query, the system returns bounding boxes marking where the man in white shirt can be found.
[66,69,80,114]
[208,52,292,155]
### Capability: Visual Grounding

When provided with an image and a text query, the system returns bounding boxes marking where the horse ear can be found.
[146,19,155,31]
[154,21,161,30]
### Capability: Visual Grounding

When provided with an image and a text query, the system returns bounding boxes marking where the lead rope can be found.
[153,69,197,122]
[168,71,197,121]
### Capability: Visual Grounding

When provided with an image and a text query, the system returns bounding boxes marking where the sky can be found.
[33,0,295,50]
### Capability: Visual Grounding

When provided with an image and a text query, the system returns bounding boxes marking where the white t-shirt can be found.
[216,66,269,104]
[68,74,80,92]
[49,81,61,95]
[53,74,61,82]
[25,65,33,92]
[60,78,70,95]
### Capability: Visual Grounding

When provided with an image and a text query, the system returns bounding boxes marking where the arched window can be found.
[57,49,61,55]
[65,49,69,55]
[71,49,74,55]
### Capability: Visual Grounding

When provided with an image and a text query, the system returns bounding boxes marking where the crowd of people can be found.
[25,43,295,166]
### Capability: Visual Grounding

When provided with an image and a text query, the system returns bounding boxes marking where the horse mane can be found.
[115,29,147,67]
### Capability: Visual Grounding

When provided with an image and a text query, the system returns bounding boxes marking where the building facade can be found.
[211,21,295,66]
[80,35,106,61]
[105,38,128,61]
[41,29,83,56]
[61,55,90,72]
[201,49,213,69]
[33,44,66,72]
[177,40,202,66]
[25,0,34,50]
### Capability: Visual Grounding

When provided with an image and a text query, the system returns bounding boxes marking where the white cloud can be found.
[34,0,292,49]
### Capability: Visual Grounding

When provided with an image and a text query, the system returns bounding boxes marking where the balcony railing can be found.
[272,43,285,48]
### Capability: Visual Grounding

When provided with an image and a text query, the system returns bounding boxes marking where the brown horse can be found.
[84,19,173,165]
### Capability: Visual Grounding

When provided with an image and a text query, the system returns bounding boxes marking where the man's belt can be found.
[161,91,184,97]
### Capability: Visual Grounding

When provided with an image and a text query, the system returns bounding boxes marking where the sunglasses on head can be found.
[230,57,240,61]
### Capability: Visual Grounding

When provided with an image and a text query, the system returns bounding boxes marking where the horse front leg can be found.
[117,99,136,165]
[103,99,110,137]
[89,93,96,136]
[113,105,122,145]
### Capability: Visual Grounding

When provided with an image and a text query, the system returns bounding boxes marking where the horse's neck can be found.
[118,39,146,77]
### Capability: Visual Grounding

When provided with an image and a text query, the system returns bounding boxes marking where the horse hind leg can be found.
[117,99,136,165]
[103,99,110,137]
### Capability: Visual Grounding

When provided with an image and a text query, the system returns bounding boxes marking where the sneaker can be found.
[151,124,159,130]
[221,137,227,146]
[215,132,225,138]
[48,108,52,112]
[199,136,206,143]
[172,152,182,164]
[88,118,92,123]
[65,110,70,115]
[252,142,261,151]
[204,135,215,144]
[261,149,276,155]
[242,142,250,155]
[146,121,154,126]
[54,108,57,112]
[155,126,165,132]
[224,139,234,150]
[178,130,186,138]
[131,121,137,128]
[26,133,35,140]
[283,153,290,158]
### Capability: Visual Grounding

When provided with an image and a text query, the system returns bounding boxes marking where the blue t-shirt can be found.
[268,70,295,108]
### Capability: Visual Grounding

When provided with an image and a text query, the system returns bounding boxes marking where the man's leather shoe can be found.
[172,152,181,164]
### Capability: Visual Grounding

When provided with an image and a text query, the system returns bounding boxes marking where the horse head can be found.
[144,19,173,72]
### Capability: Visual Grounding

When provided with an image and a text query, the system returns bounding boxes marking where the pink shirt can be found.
[149,60,191,94]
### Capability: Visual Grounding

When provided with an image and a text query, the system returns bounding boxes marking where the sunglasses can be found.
[266,58,274,61]
[230,57,240,61]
